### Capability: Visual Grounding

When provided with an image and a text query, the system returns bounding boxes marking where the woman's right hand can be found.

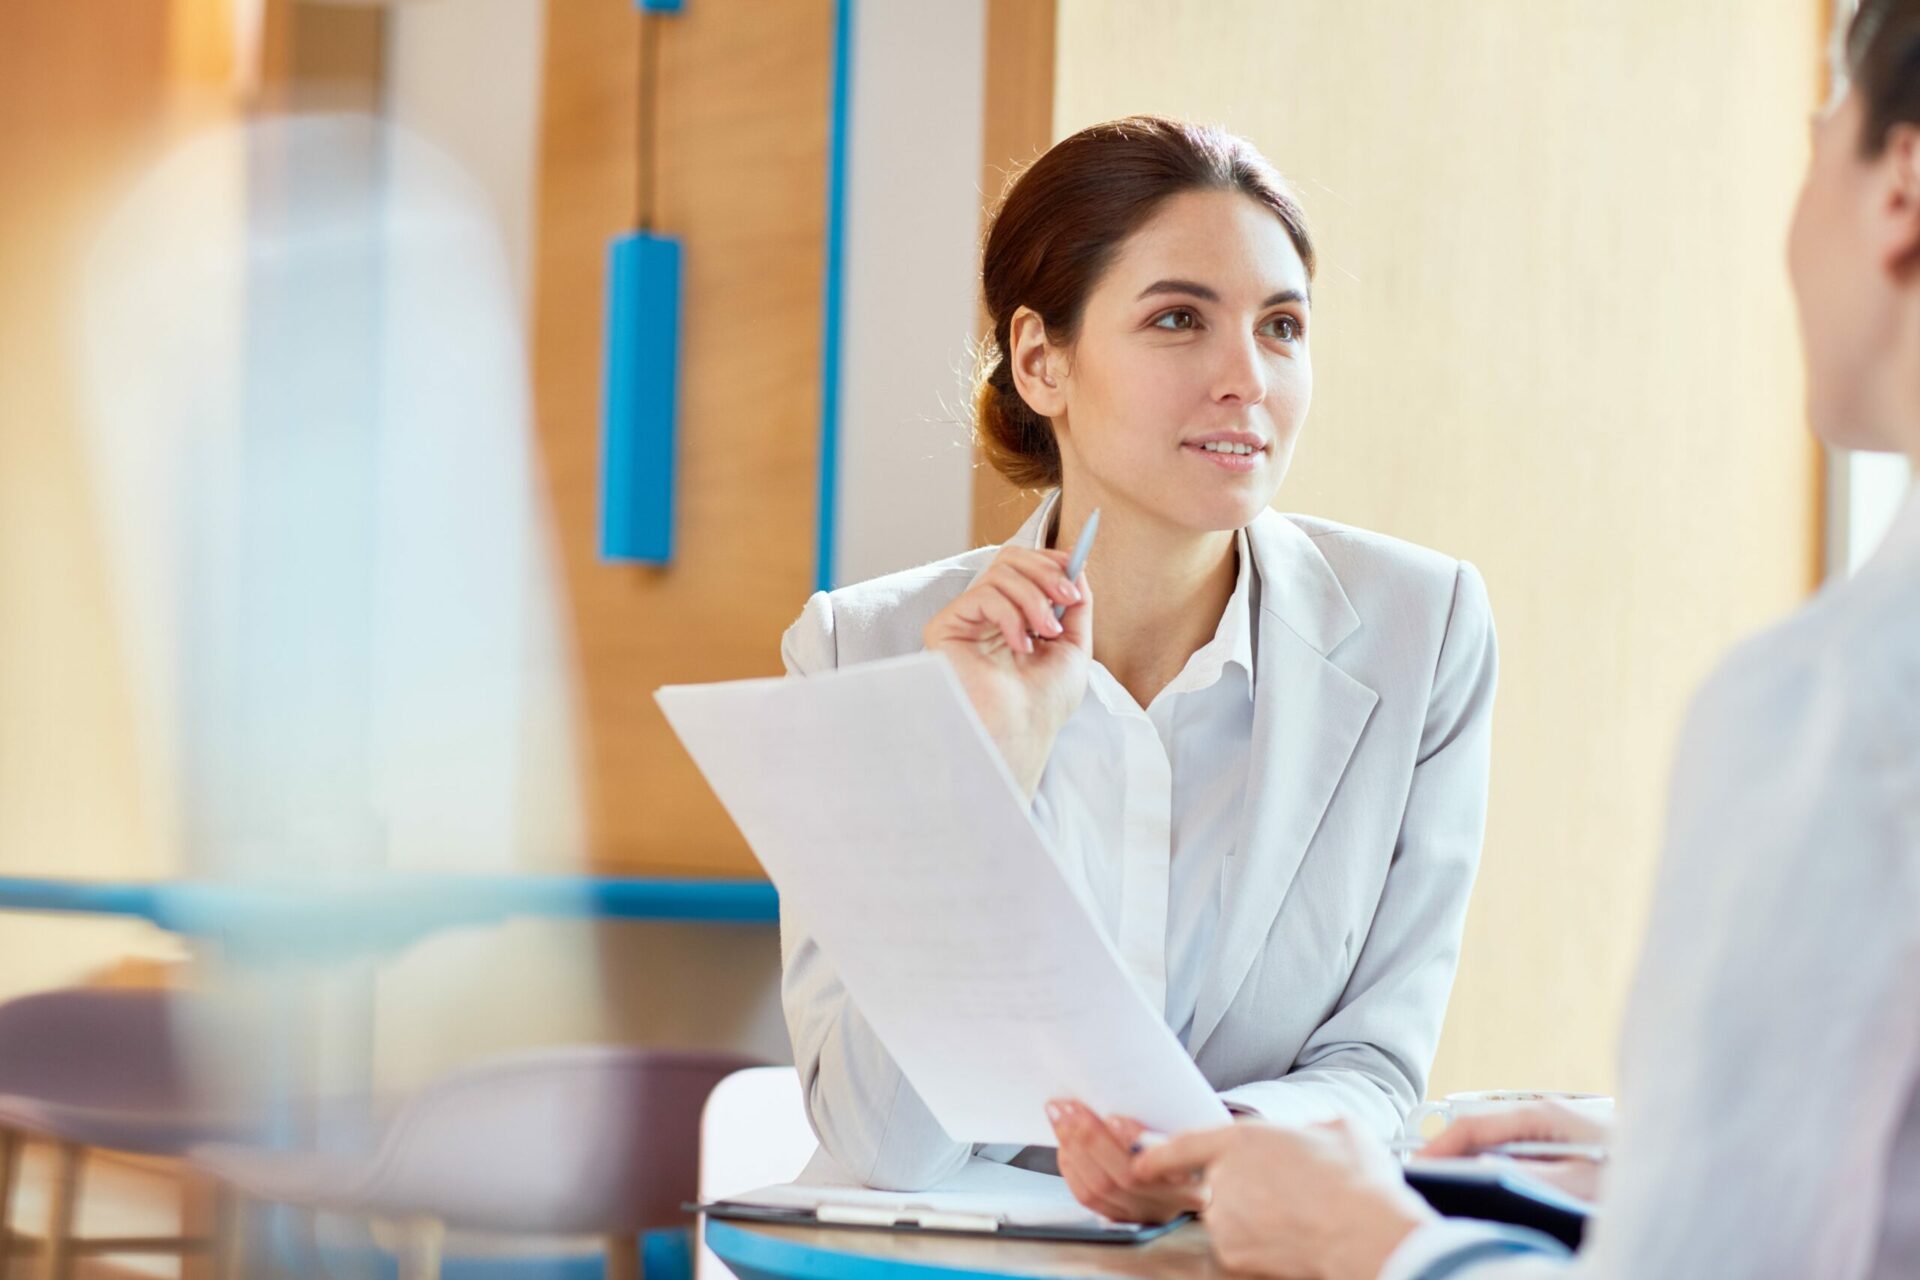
[1417,1102,1612,1202]
[922,545,1091,797]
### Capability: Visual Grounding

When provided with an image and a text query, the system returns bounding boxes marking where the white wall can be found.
[385,0,546,316]
[832,0,987,585]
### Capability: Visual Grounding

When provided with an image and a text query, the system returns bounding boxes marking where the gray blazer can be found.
[779,499,1498,1190]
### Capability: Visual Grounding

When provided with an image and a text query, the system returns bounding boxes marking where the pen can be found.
[1053,507,1101,621]
[1389,1138,1608,1163]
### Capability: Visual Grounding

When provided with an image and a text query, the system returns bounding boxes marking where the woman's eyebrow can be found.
[1134,279,1307,308]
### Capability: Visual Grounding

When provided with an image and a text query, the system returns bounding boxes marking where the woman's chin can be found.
[1083,466,1287,534]
[1172,477,1286,531]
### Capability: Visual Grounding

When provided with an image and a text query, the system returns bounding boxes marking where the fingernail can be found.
[1045,617,1062,635]
[1065,583,1082,601]
[1046,1102,1066,1123]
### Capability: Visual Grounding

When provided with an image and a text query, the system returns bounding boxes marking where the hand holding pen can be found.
[921,509,1100,798]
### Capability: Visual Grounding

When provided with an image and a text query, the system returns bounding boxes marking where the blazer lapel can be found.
[1188,512,1378,1055]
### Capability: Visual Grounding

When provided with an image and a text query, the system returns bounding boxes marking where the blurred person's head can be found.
[1791,0,1920,456]
[971,116,1315,537]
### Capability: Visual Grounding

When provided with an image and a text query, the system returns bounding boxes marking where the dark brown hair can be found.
[1848,0,1920,155]
[971,116,1316,489]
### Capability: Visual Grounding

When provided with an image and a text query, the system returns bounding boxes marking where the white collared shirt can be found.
[1025,493,1256,1045]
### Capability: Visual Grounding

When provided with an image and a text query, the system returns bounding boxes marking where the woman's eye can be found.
[1151,308,1199,331]
[1263,315,1302,342]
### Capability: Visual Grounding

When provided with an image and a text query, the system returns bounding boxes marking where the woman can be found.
[780,116,1499,1220]
[1133,3,1920,1276]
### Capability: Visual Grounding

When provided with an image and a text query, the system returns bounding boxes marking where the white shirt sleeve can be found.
[1380,1221,1569,1280]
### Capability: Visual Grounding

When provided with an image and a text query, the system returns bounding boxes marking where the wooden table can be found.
[706,1216,1235,1280]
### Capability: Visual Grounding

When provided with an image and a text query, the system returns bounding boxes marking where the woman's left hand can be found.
[1131,1118,1436,1280]
[1046,1100,1209,1224]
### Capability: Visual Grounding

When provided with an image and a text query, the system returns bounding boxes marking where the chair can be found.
[693,1067,817,1280]
[192,1045,758,1280]
[0,986,256,1279]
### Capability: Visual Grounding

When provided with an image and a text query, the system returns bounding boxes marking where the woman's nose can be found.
[1212,334,1267,405]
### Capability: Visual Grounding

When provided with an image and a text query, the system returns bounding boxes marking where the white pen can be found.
[1052,507,1101,621]
[1129,1129,1606,1168]
[1390,1138,1608,1163]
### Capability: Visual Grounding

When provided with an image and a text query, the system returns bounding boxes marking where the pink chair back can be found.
[342,1046,756,1233]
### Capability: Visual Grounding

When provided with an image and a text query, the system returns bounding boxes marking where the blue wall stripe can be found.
[816,0,855,593]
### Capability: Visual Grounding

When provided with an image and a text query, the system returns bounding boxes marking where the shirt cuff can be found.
[1379,1220,1570,1280]
[1215,1081,1344,1127]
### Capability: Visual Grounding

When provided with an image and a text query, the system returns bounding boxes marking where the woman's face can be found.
[1788,86,1917,451]
[1042,189,1313,534]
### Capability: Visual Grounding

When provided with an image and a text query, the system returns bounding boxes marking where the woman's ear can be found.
[1008,306,1068,418]
[1880,123,1920,276]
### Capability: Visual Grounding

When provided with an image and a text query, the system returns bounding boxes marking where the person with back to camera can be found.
[1130,3,1920,1275]
[779,115,1500,1223]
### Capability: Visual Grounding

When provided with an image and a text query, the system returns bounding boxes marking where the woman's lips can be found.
[1182,440,1266,472]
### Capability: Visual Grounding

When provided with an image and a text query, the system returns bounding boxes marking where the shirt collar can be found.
[1873,480,1920,571]
[1017,490,1257,697]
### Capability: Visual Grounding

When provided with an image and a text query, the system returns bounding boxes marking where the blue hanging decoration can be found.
[601,0,684,564]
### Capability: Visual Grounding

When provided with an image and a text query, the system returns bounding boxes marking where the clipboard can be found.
[693,1198,1189,1244]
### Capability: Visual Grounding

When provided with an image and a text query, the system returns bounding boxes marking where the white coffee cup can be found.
[1401,1089,1614,1140]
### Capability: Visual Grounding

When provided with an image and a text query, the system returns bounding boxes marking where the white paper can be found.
[723,1157,1110,1229]
[656,652,1231,1147]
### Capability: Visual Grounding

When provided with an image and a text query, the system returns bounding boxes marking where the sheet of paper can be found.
[657,652,1231,1148]
[724,1157,1106,1228]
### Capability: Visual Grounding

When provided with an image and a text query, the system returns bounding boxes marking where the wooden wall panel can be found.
[533,0,833,875]
[972,0,1057,547]
[0,0,181,995]
[1052,0,1824,1096]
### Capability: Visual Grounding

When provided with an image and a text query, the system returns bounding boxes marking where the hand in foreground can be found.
[1133,1119,1435,1280]
[1046,1100,1209,1225]
[1418,1101,1611,1203]
[922,546,1091,797]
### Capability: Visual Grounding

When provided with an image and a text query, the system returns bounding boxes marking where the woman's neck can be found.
[1051,490,1239,710]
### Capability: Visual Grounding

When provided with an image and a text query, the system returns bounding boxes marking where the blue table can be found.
[705,1217,1224,1280]
[0,874,778,960]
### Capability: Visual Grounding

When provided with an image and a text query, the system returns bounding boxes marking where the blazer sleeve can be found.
[1220,561,1498,1136]
[776,591,975,1190]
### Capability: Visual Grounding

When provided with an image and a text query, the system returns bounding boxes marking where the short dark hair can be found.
[1848,0,1920,154]
[971,116,1315,489]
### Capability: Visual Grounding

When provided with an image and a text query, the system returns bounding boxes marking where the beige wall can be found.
[0,0,192,998]
[1052,0,1824,1096]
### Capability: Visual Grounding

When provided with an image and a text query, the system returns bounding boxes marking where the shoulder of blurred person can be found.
[1676,498,1920,809]
[1654,499,1920,926]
